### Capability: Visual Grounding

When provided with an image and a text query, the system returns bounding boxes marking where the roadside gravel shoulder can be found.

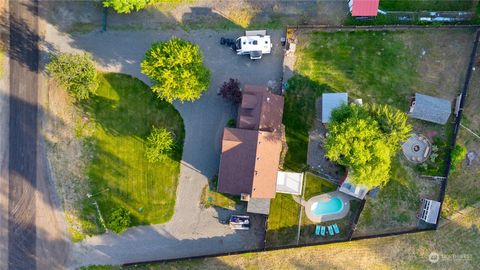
[0,0,9,266]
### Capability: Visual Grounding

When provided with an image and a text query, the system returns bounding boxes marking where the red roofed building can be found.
[349,0,379,17]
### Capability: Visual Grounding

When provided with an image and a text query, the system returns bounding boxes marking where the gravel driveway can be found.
[43,25,283,267]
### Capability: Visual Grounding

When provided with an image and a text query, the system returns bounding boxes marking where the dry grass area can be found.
[462,43,480,134]
[444,129,480,216]
[354,156,442,237]
[43,80,95,241]
[443,40,480,217]
[100,206,480,270]
[399,29,474,101]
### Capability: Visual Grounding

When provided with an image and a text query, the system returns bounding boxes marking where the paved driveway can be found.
[43,26,283,267]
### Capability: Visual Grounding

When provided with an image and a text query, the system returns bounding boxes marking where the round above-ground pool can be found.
[305,191,350,223]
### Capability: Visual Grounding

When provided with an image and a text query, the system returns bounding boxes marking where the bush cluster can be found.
[219,78,242,104]
[145,127,175,163]
[107,207,131,234]
[46,52,98,101]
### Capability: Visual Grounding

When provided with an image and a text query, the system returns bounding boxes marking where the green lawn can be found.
[80,73,184,233]
[283,30,420,173]
[266,173,338,246]
[379,0,475,11]
[282,76,326,171]
[295,31,418,111]
[266,193,301,247]
[303,173,336,200]
[200,177,241,210]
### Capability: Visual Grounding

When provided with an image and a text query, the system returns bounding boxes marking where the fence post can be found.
[102,7,108,32]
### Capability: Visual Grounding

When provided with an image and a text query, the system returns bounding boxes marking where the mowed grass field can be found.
[81,73,184,231]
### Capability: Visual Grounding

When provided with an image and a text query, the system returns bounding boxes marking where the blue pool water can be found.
[310,197,344,216]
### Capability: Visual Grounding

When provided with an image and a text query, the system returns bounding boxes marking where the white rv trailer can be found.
[235,30,272,60]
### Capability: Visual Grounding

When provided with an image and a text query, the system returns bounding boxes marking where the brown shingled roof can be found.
[218,86,284,199]
[217,129,282,198]
[238,85,284,133]
[217,128,257,195]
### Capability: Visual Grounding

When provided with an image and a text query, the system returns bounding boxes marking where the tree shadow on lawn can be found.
[282,74,333,172]
[81,73,185,161]
[77,73,185,227]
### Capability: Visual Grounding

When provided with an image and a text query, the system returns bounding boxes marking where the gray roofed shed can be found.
[322,93,348,123]
[410,93,451,125]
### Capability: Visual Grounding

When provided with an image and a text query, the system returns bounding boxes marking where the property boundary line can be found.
[121,25,480,268]
[288,24,480,30]
[347,199,366,241]
[122,227,436,267]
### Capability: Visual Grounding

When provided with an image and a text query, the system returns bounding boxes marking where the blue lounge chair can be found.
[315,225,321,235]
[320,226,326,236]
[328,225,334,236]
[333,224,340,234]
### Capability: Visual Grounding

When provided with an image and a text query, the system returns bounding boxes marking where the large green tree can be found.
[46,52,98,101]
[102,0,153,14]
[141,38,211,103]
[325,104,411,189]
[103,0,182,13]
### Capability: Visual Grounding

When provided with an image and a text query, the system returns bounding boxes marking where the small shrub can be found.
[226,118,236,128]
[107,207,131,234]
[46,52,98,101]
[450,144,467,173]
[145,127,174,163]
[219,78,242,104]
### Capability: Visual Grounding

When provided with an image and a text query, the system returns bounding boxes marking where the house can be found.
[348,0,380,17]
[237,85,284,132]
[218,85,284,214]
[218,128,282,199]
[409,93,452,125]
[322,93,348,123]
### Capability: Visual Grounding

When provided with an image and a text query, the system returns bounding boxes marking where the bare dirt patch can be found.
[39,0,348,34]
[43,79,94,241]
[400,29,475,100]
